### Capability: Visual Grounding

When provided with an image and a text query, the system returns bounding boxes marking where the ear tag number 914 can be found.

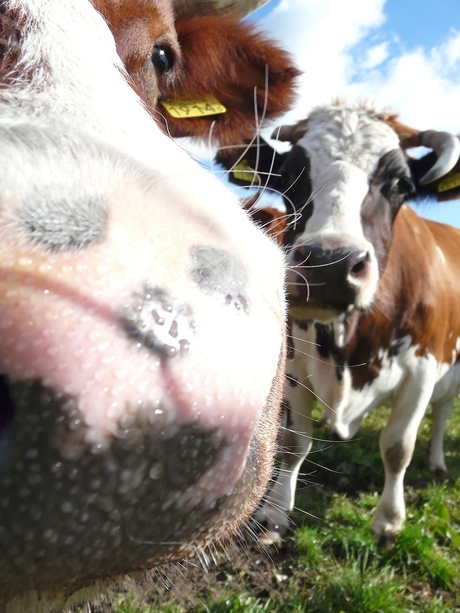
[160,96,227,118]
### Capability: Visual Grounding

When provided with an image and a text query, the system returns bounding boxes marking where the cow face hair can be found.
[0,1,288,610]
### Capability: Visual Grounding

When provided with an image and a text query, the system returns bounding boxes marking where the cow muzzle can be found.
[287,242,376,321]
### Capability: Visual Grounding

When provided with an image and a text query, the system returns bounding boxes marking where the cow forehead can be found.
[290,105,401,241]
[299,106,400,179]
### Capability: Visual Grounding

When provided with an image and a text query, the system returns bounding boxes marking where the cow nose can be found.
[289,244,372,310]
[347,248,371,283]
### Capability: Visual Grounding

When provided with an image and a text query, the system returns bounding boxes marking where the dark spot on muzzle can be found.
[120,285,195,360]
[0,374,14,433]
[0,379,232,591]
[190,246,250,314]
[20,186,107,252]
[0,375,16,467]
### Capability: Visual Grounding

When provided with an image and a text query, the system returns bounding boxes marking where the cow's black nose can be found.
[120,286,195,360]
[290,244,372,310]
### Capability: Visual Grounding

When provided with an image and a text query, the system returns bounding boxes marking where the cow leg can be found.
[255,368,314,536]
[428,398,453,476]
[372,371,435,540]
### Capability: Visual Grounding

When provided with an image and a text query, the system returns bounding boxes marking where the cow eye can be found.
[397,176,416,198]
[381,176,415,202]
[151,45,174,76]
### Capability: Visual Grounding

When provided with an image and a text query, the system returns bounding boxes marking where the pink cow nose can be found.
[0,194,285,596]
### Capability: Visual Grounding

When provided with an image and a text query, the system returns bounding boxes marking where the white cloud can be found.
[361,42,390,71]
[259,0,387,124]
[346,31,460,131]
[258,0,460,134]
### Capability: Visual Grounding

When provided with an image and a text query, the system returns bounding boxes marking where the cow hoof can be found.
[377,531,396,549]
[432,468,451,483]
[259,529,284,547]
[328,429,342,442]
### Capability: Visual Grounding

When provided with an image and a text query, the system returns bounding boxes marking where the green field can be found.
[80,400,460,612]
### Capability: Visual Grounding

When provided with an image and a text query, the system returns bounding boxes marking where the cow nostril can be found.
[292,247,306,264]
[350,259,365,277]
[0,375,15,434]
[120,286,195,360]
[349,251,370,280]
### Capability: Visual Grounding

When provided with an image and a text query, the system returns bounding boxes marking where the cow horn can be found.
[173,0,270,18]
[402,130,460,186]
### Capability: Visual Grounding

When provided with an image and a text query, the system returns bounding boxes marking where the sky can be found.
[243,0,460,226]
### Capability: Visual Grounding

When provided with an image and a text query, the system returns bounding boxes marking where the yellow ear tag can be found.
[438,172,460,193]
[232,160,261,185]
[160,96,226,118]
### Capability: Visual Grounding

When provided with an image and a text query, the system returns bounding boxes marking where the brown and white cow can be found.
[218,101,460,543]
[0,1,292,610]
[96,0,300,146]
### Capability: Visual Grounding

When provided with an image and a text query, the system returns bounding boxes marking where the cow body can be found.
[0,1,288,610]
[219,103,460,541]
[280,205,460,538]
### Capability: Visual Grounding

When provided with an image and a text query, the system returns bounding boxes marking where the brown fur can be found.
[158,16,300,145]
[344,206,460,390]
[94,5,301,146]
[245,204,287,246]
[0,6,27,82]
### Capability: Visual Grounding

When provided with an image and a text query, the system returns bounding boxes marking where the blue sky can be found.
[245,0,460,227]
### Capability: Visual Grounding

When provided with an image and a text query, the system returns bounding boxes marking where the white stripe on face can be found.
[298,105,400,241]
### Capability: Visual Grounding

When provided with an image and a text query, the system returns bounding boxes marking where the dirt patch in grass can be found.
[83,535,305,611]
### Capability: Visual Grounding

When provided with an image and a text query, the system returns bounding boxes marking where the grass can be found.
[78,400,460,612]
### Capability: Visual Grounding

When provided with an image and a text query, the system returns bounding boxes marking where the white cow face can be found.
[285,105,413,323]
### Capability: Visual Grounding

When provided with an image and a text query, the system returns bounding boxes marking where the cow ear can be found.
[157,16,301,146]
[215,135,287,191]
[271,119,308,144]
[402,130,460,201]
[408,152,460,202]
